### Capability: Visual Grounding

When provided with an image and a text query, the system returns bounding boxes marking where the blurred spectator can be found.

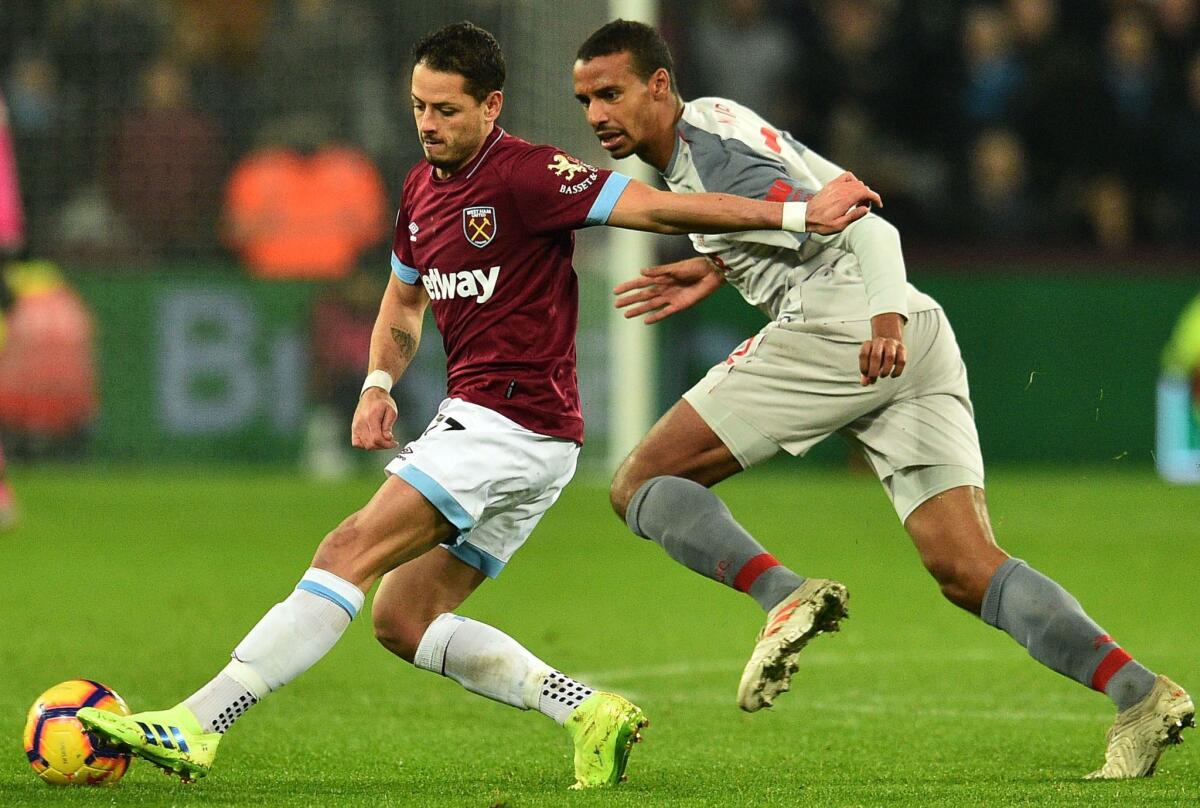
[45,0,167,183]
[169,0,272,157]
[1162,51,1200,243]
[4,50,85,250]
[1081,174,1135,253]
[305,268,385,479]
[223,115,388,280]
[1009,0,1112,199]
[961,4,1026,130]
[0,256,98,458]
[104,58,225,260]
[1154,0,1200,93]
[0,97,20,529]
[961,128,1040,241]
[688,0,802,129]
[254,0,390,159]
[0,90,23,254]
[50,183,145,266]
[1101,9,1163,170]
[805,1,915,144]
[824,100,950,235]
[0,275,14,530]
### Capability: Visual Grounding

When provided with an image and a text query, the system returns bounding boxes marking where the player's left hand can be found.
[613,256,723,323]
[859,312,907,386]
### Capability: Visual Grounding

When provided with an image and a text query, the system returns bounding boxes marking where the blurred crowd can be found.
[1,0,1199,270]
[662,0,1200,251]
[1,0,430,272]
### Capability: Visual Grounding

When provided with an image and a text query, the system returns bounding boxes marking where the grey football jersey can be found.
[662,97,940,326]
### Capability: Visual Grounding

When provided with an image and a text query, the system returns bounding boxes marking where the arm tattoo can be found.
[390,327,418,361]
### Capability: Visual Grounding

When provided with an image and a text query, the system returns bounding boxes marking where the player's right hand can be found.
[613,256,723,324]
[806,172,882,235]
[351,389,400,450]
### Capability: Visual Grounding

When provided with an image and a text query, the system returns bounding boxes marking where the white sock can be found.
[413,613,594,725]
[184,568,364,734]
[183,666,258,734]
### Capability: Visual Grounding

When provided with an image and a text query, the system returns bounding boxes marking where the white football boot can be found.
[737,578,848,712]
[1085,674,1194,779]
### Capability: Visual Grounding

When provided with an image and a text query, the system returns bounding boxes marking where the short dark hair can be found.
[577,19,676,90]
[412,21,505,102]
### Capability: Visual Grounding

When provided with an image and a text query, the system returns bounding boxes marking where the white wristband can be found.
[360,369,394,397]
[781,201,808,233]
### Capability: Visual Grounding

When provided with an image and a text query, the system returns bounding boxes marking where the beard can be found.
[423,140,474,174]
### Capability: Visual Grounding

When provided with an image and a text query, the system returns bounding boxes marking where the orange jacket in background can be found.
[223,146,387,280]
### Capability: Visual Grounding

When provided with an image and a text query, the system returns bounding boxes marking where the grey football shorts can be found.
[682,308,984,523]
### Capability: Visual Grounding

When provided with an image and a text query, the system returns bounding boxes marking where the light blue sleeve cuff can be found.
[584,172,632,226]
[391,252,420,284]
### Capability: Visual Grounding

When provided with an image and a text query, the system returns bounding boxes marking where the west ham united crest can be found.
[462,206,497,248]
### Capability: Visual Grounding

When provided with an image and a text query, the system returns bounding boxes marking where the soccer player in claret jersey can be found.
[78,22,880,789]
[572,19,1193,779]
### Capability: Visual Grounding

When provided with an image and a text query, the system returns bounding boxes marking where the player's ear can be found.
[650,68,671,100]
[483,90,503,122]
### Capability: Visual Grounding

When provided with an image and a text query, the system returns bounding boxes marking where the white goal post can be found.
[605,0,659,472]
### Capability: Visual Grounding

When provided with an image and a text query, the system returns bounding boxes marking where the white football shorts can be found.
[683,308,985,522]
[384,398,579,577]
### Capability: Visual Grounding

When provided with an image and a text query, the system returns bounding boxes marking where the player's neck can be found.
[639,100,684,174]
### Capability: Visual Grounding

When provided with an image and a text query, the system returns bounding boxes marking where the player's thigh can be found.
[612,398,743,512]
[313,474,457,589]
[372,546,486,658]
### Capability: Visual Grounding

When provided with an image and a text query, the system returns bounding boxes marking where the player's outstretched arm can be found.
[605,173,880,236]
[352,275,429,450]
[613,256,723,324]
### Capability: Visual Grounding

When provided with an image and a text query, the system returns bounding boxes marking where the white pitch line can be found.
[577,647,1010,683]
[577,654,1106,724]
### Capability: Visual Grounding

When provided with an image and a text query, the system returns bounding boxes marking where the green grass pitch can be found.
[3,465,1198,807]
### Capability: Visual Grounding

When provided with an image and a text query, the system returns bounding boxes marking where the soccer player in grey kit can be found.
[76,22,881,791]
[572,19,1192,779]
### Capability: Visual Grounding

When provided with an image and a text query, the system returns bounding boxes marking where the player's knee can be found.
[923,555,996,612]
[609,464,646,523]
[372,608,430,664]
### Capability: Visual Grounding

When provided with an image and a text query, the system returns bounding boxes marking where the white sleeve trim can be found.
[841,215,909,320]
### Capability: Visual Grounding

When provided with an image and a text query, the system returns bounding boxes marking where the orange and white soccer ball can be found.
[23,679,133,785]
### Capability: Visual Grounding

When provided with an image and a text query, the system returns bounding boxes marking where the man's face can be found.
[572,51,662,160]
[411,63,498,173]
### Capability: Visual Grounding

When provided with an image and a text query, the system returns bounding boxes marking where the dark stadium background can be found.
[1,3,1197,806]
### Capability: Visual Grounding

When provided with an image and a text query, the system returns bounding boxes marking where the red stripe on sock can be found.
[733,553,779,592]
[1092,647,1133,691]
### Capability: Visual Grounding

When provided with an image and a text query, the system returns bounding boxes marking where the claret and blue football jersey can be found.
[390,127,629,443]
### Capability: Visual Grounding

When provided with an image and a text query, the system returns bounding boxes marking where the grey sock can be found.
[981,559,1156,710]
[626,476,803,611]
